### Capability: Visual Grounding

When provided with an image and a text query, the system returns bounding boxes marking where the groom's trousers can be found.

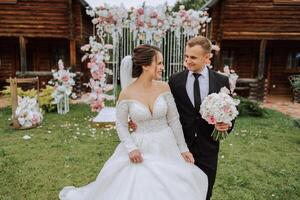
[189,142,218,200]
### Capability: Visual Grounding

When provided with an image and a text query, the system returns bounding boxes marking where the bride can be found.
[59,44,208,200]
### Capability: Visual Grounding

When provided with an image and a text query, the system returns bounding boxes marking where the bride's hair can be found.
[132,44,161,78]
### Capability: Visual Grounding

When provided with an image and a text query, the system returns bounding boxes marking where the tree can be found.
[172,0,208,11]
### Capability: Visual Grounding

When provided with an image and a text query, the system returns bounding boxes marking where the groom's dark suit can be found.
[169,68,234,200]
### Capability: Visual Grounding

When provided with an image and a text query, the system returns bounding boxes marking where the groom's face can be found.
[184,45,210,72]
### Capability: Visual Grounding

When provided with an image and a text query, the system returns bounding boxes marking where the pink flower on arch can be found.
[137,8,144,15]
[91,100,104,112]
[150,11,158,18]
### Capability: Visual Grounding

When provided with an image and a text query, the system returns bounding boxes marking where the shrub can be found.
[289,75,300,93]
[236,96,268,117]
[1,86,56,112]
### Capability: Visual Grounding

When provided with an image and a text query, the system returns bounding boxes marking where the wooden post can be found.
[10,78,19,128]
[19,36,27,73]
[258,40,267,80]
[6,77,40,129]
[214,41,222,70]
[68,0,76,67]
[70,40,76,67]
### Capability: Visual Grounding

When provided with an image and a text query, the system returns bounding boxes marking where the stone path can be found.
[263,95,300,119]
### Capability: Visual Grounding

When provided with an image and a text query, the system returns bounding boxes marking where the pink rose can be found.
[223,106,230,113]
[62,75,69,82]
[104,44,113,49]
[147,21,152,28]
[137,19,144,27]
[31,114,39,125]
[150,11,158,18]
[95,88,103,94]
[91,100,104,112]
[208,116,216,125]
[137,8,144,15]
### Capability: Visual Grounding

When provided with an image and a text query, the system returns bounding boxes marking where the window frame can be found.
[287,51,300,71]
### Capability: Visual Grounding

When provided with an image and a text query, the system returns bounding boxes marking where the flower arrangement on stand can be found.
[81,36,114,112]
[48,59,76,114]
[15,96,43,129]
[217,65,239,95]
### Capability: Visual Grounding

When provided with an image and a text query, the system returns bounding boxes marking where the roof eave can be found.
[200,0,220,10]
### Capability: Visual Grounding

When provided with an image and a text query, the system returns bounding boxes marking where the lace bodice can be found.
[116,91,189,154]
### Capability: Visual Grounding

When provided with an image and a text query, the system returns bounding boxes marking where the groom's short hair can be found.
[187,36,212,53]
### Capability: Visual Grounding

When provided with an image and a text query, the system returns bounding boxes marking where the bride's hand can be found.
[181,152,195,164]
[129,149,143,163]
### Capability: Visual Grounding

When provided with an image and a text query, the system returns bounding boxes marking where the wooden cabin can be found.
[203,0,300,100]
[0,0,93,89]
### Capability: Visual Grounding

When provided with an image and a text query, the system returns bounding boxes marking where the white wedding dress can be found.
[59,92,208,200]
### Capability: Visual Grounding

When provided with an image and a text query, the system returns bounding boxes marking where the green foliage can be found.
[172,0,207,11]
[290,75,300,92]
[1,86,37,97]
[39,86,56,112]
[0,86,56,113]
[294,118,300,129]
[237,97,268,117]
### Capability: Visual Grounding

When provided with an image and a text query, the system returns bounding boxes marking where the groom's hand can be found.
[181,152,195,164]
[215,122,230,132]
[129,149,143,163]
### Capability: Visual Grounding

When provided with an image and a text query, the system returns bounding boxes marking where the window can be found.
[0,0,17,4]
[287,52,300,70]
[273,0,300,5]
[222,50,234,68]
[51,47,68,68]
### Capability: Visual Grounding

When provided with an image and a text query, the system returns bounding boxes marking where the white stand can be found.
[57,92,69,114]
[93,107,116,123]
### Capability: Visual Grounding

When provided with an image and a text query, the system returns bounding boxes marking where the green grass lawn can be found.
[0,104,299,200]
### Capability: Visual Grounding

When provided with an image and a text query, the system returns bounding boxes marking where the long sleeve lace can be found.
[116,101,138,153]
[164,92,189,153]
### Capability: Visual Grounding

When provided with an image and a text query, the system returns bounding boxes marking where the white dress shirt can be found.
[186,66,209,107]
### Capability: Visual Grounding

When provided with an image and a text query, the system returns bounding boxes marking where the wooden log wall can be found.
[210,0,300,41]
[0,0,70,38]
[0,0,91,40]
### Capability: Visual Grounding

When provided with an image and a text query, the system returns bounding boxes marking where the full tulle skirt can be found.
[59,127,208,200]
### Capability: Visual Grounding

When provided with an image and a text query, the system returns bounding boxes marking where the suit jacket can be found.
[169,68,233,167]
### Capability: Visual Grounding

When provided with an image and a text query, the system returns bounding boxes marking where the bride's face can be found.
[148,52,164,80]
[142,51,164,80]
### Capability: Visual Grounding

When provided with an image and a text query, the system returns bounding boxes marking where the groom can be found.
[169,36,234,200]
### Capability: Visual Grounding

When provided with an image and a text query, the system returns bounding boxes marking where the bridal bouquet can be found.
[200,87,240,141]
[15,96,43,128]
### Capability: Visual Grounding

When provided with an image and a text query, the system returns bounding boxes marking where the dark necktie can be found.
[193,73,201,112]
